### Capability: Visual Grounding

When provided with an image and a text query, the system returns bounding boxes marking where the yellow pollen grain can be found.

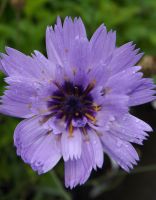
[75,112,79,116]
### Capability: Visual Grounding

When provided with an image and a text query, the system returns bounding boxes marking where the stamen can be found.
[84,80,96,95]
[85,113,96,122]
[53,81,65,94]
[69,122,74,137]
[43,95,63,101]
[73,68,77,76]
[82,127,89,141]
[82,127,87,135]
[43,96,52,101]
[39,105,59,115]
[84,100,93,104]
[51,95,63,100]
[39,114,54,125]
[92,103,101,111]
[74,86,79,96]
[48,105,61,111]
[49,81,98,129]
[65,82,72,95]
[92,128,103,137]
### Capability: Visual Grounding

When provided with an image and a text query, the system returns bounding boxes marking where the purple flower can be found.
[0,17,155,188]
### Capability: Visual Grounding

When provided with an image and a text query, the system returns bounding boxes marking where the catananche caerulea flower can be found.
[0,17,155,188]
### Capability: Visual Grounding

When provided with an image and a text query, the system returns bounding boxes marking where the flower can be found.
[0,17,155,189]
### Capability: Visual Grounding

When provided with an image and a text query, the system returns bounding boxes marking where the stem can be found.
[50,171,71,200]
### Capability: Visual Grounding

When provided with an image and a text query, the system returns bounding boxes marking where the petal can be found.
[109,42,143,74]
[0,59,7,74]
[89,110,114,133]
[104,66,142,94]
[0,48,39,78]
[0,47,55,81]
[88,130,104,169]
[0,80,37,118]
[101,94,129,115]
[14,116,61,174]
[32,50,56,80]
[61,129,82,161]
[46,26,63,66]
[0,74,57,118]
[101,133,139,171]
[72,117,87,128]
[46,17,87,66]
[128,78,156,106]
[109,114,152,144]
[64,157,92,189]
[90,25,116,67]
[64,131,104,188]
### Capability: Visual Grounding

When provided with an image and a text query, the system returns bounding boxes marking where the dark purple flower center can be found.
[47,81,100,133]
[62,95,84,115]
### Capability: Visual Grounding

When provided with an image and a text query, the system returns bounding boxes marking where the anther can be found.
[69,122,74,137]
[53,81,65,94]
[84,80,96,95]
[74,86,79,96]
[82,127,89,141]
[51,95,63,100]
[85,113,96,122]
[93,103,101,112]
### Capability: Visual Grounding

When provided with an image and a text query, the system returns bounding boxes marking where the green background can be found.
[0,0,156,200]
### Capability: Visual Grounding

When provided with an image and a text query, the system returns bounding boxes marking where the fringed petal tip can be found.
[14,117,61,174]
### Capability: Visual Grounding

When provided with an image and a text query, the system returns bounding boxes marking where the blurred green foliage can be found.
[0,0,156,200]
[0,0,156,54]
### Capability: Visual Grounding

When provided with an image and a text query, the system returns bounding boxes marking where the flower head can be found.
[0,17,155,188]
